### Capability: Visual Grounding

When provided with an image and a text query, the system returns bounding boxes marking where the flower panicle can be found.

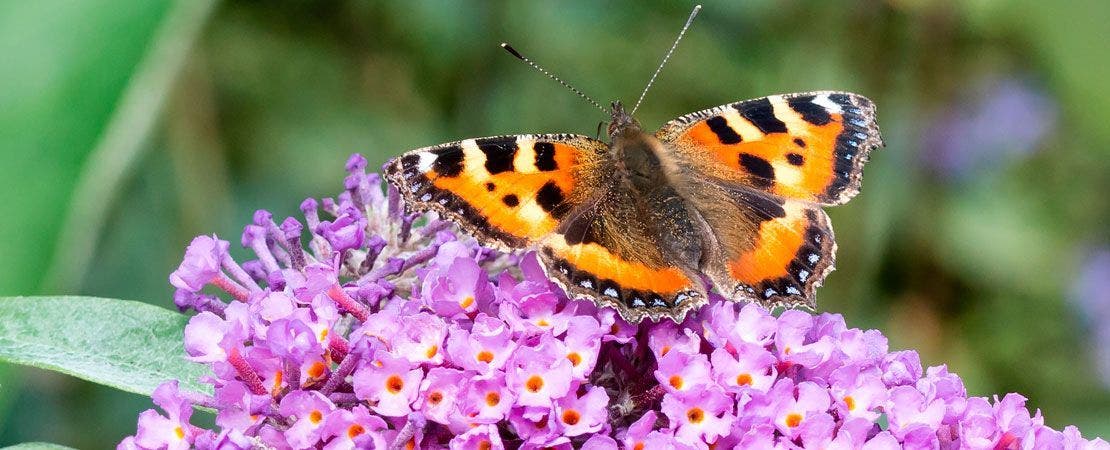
[125,154,1108,450]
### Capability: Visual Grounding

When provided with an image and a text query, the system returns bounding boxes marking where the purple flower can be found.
[352,352,423,417]
[418,367,467,428]
[318,405,388,449]
[446,314,517,375]
[121,156,1108,449]
[921,76,1058,181]
[461,372,514,423]
[661,385,734,445]
[450,424,503,450]
[655,350,711,394]
[554,386,609,436]
[169,235,228,292]
[507,346,574,409]
[769,379,832,439]
[130,381,198,450]
[710,344,776,394]
[277,390,336,448]
[887,385,946,439]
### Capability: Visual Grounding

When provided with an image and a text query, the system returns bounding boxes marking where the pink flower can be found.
[507,346,574,408]
[554,386,609,436]
[769,379,832,439]
[352,352,423,417]
[461,372,515,423]
[661,385,734,446]
[655,350,711,394]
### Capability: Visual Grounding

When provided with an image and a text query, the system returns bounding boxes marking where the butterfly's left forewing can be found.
[385,134,608,250]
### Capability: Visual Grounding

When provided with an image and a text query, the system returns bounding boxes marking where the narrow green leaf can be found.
[1,443,79,450]
[0,296,210,397]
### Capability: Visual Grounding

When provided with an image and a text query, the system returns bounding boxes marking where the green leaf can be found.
[0,296,210,397]
[1,443,79,450]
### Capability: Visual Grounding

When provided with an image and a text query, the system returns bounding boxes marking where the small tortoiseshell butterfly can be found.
[385,6,883,323]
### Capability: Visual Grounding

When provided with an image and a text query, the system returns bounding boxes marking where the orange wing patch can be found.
[540,236,705,322]
[722,202,835,306]
[659,92,882,206]
[384,134,603,249]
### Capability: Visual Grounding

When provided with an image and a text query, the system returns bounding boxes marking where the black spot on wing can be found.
[793,138,807,148]
[705,116,742,144]
[476,137,518,175]
[735,98,787,134]
[501,194,519,207]
[533,142,558,171]
[787,153,805,166]
[786,95,832,126]
[828,93,852,106]
[485,182,496,192]
[400,154,419,168]
[535,181,568,219]
[431,146,464,177]
[739,153,775,189]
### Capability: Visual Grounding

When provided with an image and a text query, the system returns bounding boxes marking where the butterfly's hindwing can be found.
[538,180,708,323]
[676,178,836,308]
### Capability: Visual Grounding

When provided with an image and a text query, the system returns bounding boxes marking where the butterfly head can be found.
[607,101,642,140]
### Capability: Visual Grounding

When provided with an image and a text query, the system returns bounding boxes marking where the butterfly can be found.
[384,10,882,323]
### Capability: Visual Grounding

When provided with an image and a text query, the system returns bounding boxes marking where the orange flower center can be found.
[347,424,365,437]
[319,328,329,342]
[478,441,492,450]
[308,410,323,424]
[271,370,284,395]
[669,375,684,390]
[567,352,582,366]
[536,319,550,327]
[633,443,645,450]
[385,375,404,394]
[428,391,444,405]
[561,409,581,426]
[844,395,856,411]
[459,296,475,308]
[485,391,501,407]
[686,407,705,424]
[525,375,545,393]
[660,345,672,357]
[307,361,326,379]
[174,426,185,440]
[785,412,803,428]
[736,373,752,386]
[425,345,439,359]
[476,350,494,363]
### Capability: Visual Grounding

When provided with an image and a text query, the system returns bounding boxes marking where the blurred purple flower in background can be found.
[921,77,1058,181]
[122,155,1107,449]
[1072,247,1110,389]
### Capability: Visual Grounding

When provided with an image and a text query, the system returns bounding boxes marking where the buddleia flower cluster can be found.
[120,155,1107,449]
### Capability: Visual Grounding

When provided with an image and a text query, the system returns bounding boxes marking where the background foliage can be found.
[1,0,1107,447]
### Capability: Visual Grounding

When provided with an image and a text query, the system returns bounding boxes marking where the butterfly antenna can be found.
[630,4,701,115]
[500,43,607,115]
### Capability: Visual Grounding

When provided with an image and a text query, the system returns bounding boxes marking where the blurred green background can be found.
[1,0,1108,447]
